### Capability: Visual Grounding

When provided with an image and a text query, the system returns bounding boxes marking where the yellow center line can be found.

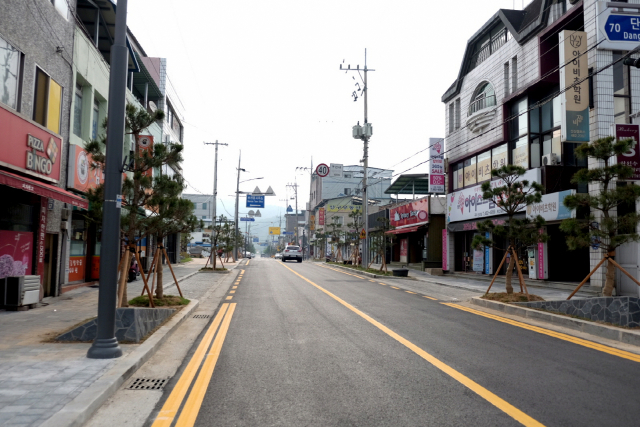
[246,260,250,266]
[230,290,235,294]
[151,304,229,427]
[175,304,237,427]
[225,296,233,300]
[241,269,245,274]
[379,283,387,286]
[442,303,640,363]
[390,286,400,290]
[423,296,438,300]
[279,262,544,427]
[405,291,416,294]
[232,286,237,289]
[369,280,376,283]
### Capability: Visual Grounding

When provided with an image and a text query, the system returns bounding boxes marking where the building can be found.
[183,194,214,229]
[0,0,86,298]
[442,0,640,292]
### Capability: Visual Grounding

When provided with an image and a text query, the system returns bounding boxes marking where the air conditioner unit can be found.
[4,276,40,307]
[542,153,559,166]
[61,208,71,221]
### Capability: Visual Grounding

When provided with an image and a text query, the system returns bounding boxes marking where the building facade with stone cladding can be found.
[0,0,77,298]
[441,0,640,292]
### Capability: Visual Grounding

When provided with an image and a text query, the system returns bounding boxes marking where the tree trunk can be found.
[603,257,616,296]
[117,250,131,307]
[156,251,164,299]
[505,254,515,295]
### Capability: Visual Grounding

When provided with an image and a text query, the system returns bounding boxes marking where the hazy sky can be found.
[127,0,526,241]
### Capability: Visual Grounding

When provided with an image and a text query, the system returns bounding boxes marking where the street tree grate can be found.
[193,314,210,319]
[127,378,167,390]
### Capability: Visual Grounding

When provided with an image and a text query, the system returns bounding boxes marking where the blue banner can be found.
[240,217,255,221]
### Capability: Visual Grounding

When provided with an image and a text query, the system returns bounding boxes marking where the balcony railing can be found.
[468,95,496,116]
[469,28,509,71]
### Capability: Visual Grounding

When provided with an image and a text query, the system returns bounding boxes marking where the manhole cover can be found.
[193,314,210,319]
[127,378,167,390]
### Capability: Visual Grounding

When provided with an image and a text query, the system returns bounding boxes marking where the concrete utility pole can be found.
[287,181,300,245]
[204,140,227,264]
[234,151,242,261]
[341,49,374,268]
[87,0,129,359]
[295,159,314,259]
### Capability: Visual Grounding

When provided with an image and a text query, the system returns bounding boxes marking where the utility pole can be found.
[204,140,228,265]
[287,181,299,245]
[296,158,313,259]
[87,0,128,359]
[341,49,374,268]
[234,151,241,261]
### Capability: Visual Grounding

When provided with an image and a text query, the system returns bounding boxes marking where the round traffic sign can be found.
[316,163,330,177]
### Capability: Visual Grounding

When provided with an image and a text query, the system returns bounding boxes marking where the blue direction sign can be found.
[604,14,640,41]
[282,231,294,235]
[246,195,265,208]
[253,237,259,242]
[240,217,255,222]
[286,205,293,213]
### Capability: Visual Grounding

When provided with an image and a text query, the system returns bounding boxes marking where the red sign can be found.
[0,105,62,182]
[442,230,448,271]
[616,124,640,180]
[0,170,88,210]
[400,238,408,258]
[0,230,33,279]
[390,198,429,228]
[69,145,104,193]
[319,208,325,226]
[316,163,330,177]
[69,256,85,282]
[37,198,47,287]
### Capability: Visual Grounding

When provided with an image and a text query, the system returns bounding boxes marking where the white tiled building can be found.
[442,0,640,293]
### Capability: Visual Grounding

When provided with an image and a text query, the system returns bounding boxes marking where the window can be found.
[464,156,477,186]
[504,62,510,97]
[92,99,100,140]
[202,203,207,210]
[469,82,496,115]
[477,151,491,182]
[492,144,508,170]
[344,188,352,195]
[0,36,22,110]
[202,215,206,219]
[51,0,69,19]
[73,84,82,137]
[448,102,455,134]
[511,56,518,92]
[455,98,461,130]
[33,67,62,134]
[529,94,562,166]
[452,162,463,190]
[613,52,631,124]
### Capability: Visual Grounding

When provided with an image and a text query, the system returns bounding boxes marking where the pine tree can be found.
[560,136,640,296]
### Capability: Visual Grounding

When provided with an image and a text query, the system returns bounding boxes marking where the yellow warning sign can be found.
[269,227,281,235]
[359,228,366,239]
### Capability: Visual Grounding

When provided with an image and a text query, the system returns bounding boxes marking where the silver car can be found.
[282,245,302,263]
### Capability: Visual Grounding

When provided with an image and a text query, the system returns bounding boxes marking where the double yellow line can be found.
[152,303,236,427]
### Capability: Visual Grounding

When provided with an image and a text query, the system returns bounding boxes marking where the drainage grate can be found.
[127,378,167,390]
[193,314,210,319]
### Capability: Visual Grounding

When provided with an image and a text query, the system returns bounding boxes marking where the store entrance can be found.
[43,234,58,297]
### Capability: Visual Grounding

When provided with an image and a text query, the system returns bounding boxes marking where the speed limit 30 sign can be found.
[316,163,330,177]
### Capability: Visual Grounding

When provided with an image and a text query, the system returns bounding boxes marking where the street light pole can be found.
[87,0,129,359]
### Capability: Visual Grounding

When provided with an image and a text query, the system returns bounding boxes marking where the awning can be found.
[385,222,427,235]
[0,170,88,210]
[446,213,525,232]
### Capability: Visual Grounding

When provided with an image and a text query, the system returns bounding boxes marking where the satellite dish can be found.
[148,101,157,112]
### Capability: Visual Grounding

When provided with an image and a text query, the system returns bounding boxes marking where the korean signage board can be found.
[473,248,484,272]
[67,144,104,193]
[442,230,448,271]
[0,105,62,182]
[429,138,445,193]
[326,197,356,213]
[559,30,589,143]
[615,124,640,180]
[0,230,33,279]
[318,208,325,225]
[526,190,576,222]
[390,198,429,228]
[329,163,343,177]
[596,2,640,51]
[310,215,315,231]
[268,227,281,235]
[447,168,541,223]
[246,195,265,208]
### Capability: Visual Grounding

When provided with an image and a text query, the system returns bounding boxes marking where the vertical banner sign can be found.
[442,230,448,270]
[616,124,640,180]
[37,198,47,288]
[319,208,325,226]
[484,231,492,275]
[559,30,589,142]
[538,228,548,280]
[429,138,445,193]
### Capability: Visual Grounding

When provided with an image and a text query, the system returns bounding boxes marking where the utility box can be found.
[527,247,537,279]
[4,276,40,307]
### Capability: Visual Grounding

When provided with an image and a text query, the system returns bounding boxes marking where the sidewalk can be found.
[0,259,241,427]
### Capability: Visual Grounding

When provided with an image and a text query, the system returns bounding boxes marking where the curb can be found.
[322,263,412,279]
[470,296,640,347]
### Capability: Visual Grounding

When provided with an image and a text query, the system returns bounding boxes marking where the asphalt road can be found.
[149,258,640,427]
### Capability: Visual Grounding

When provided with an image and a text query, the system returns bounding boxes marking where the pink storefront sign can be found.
[442,230,448,270]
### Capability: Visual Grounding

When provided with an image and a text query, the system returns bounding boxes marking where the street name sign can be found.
[597,2,640,51]
[240,217,255,221]
[246,195,265,208]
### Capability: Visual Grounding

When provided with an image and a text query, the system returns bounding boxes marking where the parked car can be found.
[282,245,302,263]
[245,251,252,259]
[275,252,283,259]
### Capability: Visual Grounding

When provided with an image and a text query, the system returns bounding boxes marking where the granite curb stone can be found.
[470,296,640,347]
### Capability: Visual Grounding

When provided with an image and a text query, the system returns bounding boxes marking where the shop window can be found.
[0,35,22,111]
[492,143,508,170]
[477,151,491,182]
[33,67,63,134]
[613,52,631,124]
[452,162,463,190]
[70,218,86,257]
[73,84,82,137]
[464,156,477,186]
[511,136,529,168]
[92,99,100,140]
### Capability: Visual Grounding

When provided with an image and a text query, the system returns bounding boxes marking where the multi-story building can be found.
[183,194,214,228]
[442,0,640,293]
[0,0,87,298]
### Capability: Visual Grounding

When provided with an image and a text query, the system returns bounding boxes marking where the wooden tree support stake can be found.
[134,249,155,308]
[117,250,131,308]
[607,258,640,287]
[162,246,184,298]
[485,248,509,295]
[567,256,608,300]
[140,246,160,297]
[512,248,530,301]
